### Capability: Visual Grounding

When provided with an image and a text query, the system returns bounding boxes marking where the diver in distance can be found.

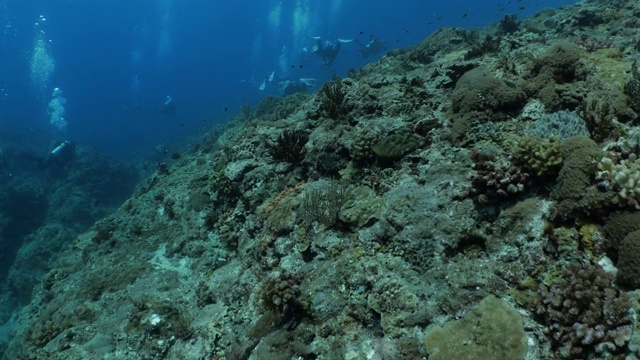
[43,140,76,175]
[280,80,309,96]
[122,102,142,114]
[311,37,353,68]
[356,36,387,58]
[277,77,317,96]
[155,95,177,116]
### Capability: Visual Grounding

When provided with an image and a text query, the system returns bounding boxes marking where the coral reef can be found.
[8,1,640,359]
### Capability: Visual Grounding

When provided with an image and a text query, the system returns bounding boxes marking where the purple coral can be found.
[470,148,531,202]
[534,263,632,358]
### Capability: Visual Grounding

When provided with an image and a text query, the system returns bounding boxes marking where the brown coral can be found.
[533,263,632,358]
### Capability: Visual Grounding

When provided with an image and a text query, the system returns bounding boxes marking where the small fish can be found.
[462,13,468,18]
[268,71,275,82]
[258,79,266,91]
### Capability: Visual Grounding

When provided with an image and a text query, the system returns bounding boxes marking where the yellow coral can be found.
[515,136,563,177]
[579,223,598,260]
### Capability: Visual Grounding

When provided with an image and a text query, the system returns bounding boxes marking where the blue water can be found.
[0,0,577,158]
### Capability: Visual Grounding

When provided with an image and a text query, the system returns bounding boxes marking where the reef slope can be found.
[5,0,640,359]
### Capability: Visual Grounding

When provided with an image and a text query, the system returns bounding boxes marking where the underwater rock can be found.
[339,186,383,228]
[372,128,424,158]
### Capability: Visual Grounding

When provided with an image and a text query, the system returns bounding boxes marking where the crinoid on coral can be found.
[268,129,309,164]
[579,95,618,143]
[317,76,348,120]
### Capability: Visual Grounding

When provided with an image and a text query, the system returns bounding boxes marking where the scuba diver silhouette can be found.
[155,95,177,116]
[311,37,353,68]
[356,36,387,58]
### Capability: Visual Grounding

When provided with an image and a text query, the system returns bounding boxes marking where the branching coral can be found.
[533,263,632,358]
[525,110,590,140]
[513,136,563,178]
[596,152,640,208]
[260,272,307,328]
[470,147,531,202]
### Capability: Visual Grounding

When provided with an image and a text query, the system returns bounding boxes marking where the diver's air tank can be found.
[50,141,71,155]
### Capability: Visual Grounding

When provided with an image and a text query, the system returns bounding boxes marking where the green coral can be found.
[603,211,640,251]
[514,136,563,177]
[617,230,640,289]
[350,129,379,163]
[451,66,526,115]
[552,136,601,201]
